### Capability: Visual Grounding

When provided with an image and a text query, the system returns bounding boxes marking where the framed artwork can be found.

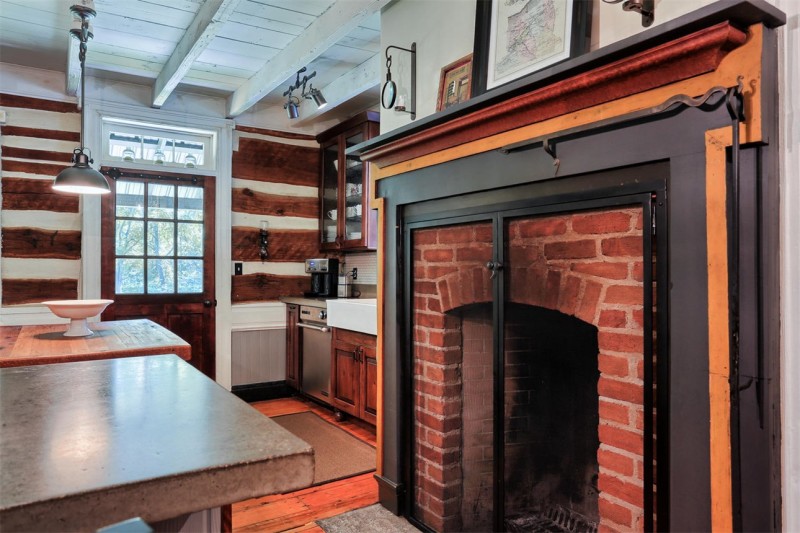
[472,0,592,95]
[436,54,474,112]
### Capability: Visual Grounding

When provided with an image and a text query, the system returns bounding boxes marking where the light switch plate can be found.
[234,262,243,275]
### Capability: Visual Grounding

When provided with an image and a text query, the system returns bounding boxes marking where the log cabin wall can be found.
[0,94,81,308]
[230,125,320,303]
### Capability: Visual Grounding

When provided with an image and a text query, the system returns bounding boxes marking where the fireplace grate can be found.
[505,504,598,533]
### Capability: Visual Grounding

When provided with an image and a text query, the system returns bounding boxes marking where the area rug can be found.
[271,411,375,485]
[317,504,420,533]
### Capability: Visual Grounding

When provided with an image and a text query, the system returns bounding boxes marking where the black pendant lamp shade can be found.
[54,3,110,195]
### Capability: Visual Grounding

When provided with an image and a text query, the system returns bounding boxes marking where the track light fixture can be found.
[53,3,110,195]
[282,67,327,119]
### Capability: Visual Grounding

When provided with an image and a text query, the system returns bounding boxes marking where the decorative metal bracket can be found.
[382,43,416,120]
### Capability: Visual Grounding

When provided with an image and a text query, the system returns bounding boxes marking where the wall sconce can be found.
[603,0,654,27]
[283,67,327,119]
[382,42,416,120]
[259,221,269,261]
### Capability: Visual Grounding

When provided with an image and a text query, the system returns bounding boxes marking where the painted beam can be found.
[293,55,380,126]
[151,0,242,108]
[226,0,388,117]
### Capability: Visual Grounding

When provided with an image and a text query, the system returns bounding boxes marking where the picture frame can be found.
[436,54,474,112]
[472,0,592,95]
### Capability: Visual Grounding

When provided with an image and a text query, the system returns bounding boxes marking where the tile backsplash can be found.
[341,252,377,284]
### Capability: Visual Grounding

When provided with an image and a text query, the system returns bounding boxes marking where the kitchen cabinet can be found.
[330,328,377,425]
[285,304,300,390]
[318,111,379,251]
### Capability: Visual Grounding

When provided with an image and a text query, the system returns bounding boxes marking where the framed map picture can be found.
[472,0,591,94]
[436,54,473,112]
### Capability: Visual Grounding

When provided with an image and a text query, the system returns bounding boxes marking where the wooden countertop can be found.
[0,319,191,368]
[0,354,314,532]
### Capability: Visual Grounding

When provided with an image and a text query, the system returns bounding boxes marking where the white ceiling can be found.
[0,0,384,127]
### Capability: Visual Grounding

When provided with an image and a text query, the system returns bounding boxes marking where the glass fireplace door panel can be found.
[502,205,646,532]
[410,220,495,533]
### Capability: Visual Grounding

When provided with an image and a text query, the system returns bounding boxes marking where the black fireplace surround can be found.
[352,2,785,531]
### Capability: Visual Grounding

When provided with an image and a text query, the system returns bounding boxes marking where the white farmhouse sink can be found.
[327,298,377,335]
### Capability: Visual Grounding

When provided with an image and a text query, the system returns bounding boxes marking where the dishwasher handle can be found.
[297,322,330,333]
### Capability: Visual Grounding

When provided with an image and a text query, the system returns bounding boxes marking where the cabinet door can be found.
[341,129,366,248]
[320,140,340,249]
[285,304,300,389]
[331,338,360,416]
[360,343,378,425]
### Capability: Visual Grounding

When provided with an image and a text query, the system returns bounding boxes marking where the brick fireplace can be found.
[353,5,783,531]
[411,207,650,531]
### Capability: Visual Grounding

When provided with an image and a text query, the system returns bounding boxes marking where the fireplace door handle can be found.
[485,261,503,279]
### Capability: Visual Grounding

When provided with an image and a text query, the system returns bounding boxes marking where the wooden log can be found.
[0,93,78,113]
[236,125,316,141]
[1,278,78,306]
[2,146,74,163]
[232,273,308,303]
[1,228,81,259]
[1,159,70,177]
[232,227,318,262]
[232,187,318,218]
[232,137,319,187]
[1,178,79,213]
[0,126,80,142]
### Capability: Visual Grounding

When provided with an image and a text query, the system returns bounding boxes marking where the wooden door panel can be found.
[361,345,378,425]
[331,343,359,416]
[285,304,300,389]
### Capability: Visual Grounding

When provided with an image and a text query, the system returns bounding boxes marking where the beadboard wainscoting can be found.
[231,301,287,388]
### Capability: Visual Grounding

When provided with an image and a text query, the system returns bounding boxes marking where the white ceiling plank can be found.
[65,34,81,96]
[292,54,379,126]
[151,0,243,107]
[226,0,389,117]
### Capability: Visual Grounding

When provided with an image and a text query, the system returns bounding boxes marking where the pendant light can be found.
[53,4,110,195]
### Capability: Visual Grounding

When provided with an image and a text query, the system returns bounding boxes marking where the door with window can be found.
[100,170,216,378]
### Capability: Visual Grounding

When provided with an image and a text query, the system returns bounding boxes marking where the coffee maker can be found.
[304,258,338,298]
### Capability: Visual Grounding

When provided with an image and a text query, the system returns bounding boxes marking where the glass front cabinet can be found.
[318,112,379,251]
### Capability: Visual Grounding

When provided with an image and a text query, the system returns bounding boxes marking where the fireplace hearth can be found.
[354,5,783,531]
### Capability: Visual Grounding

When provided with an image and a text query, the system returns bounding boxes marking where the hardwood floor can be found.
[233,396,378,533]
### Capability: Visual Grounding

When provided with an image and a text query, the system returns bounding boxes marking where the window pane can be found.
[178,223,203,257]
[116,220,144,256]
[178,259,203,293]
[116,181,144,218]
[178,186,203,221]
[116,258,144,294]
[148,183,175,219]
[147,259,175,294]
[148,221,175,256]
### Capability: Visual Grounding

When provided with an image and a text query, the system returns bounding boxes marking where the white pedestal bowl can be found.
[41,299,114,337]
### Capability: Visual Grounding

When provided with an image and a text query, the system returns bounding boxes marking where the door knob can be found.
[485,261,503,280]
[203,299,216,307]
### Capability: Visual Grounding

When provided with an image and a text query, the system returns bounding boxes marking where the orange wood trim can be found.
[706,126,733,532]
[363,22,746,170]
[373,23,764,181]
[231,227,318,262]
[0,126,80,142]
[1,228,81,259]
[374,195,386,477]
[0,93,78,113]
[231,188,318,219]
[235,124,317,141]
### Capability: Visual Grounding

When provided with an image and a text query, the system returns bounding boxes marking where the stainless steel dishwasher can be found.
[298,304,331,404]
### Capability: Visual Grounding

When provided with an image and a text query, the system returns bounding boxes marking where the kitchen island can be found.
[0,354,314,532]
[0,319,191,367]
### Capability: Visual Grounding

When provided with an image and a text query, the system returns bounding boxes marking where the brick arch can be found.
[412,207,648,532]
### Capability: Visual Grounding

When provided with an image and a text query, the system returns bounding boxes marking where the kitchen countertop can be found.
[0,319,191,368]
[0,354,314,532]
[279,295,334,307]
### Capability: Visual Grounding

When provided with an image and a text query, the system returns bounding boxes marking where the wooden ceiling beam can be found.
[292,55,380,126]
[226,0,389,118]
[151,0,241,108]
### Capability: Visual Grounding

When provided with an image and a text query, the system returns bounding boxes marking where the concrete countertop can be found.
[0,354,314,532]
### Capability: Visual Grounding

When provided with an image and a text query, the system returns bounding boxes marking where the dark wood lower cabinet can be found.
[285,304,300,390]
[331,328,377,425]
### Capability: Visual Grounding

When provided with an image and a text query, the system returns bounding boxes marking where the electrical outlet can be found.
[234,262,243,275]
[352,267,357,280]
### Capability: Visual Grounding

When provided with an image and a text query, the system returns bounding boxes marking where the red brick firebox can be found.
[412,206,649,532]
